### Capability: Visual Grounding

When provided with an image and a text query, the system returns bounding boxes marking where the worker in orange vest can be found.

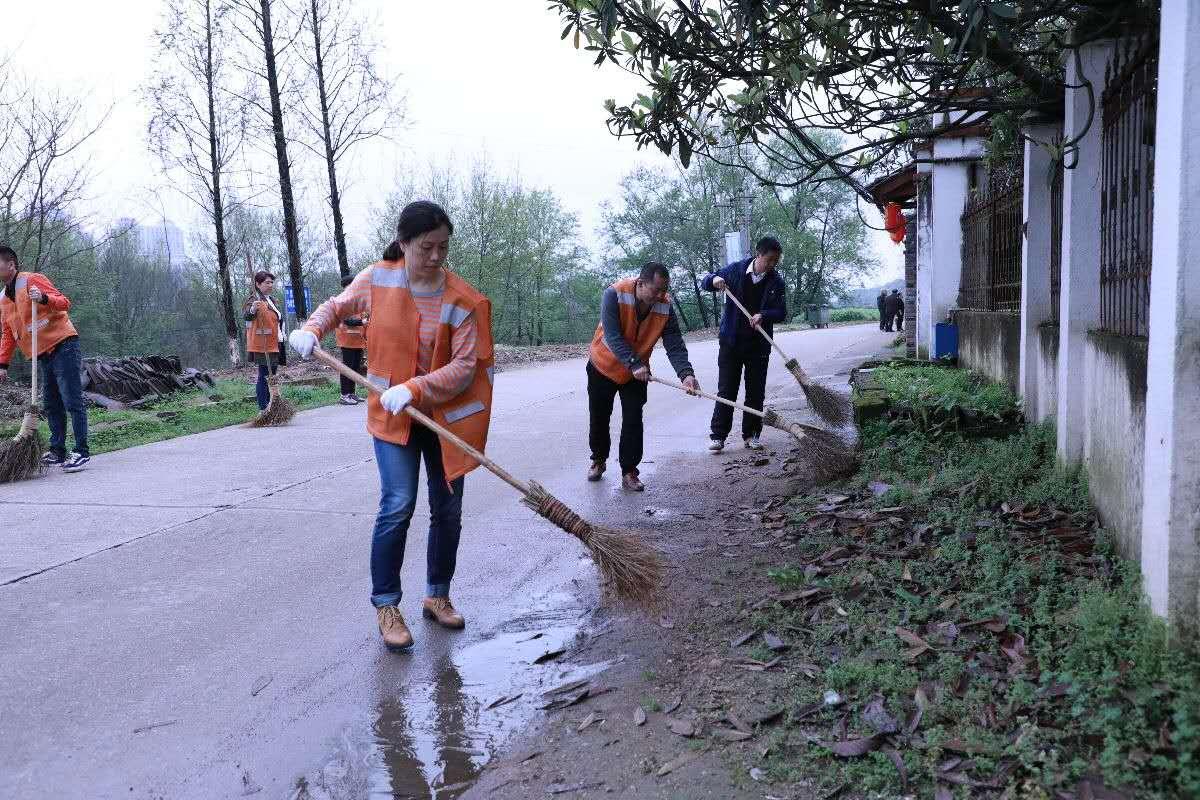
[0,245,91,472]
[587,262,700,491]
[289,201,494,652]
[243,271,285,411]
[335,272,369,406]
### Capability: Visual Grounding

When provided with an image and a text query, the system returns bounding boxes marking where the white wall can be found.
[1141,0,1200,638]
[1019,125,1060,416]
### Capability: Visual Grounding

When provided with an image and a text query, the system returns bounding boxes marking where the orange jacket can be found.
[321,261,495,483]
[335,315,368,349]
[0,272,78,368]
[244,294,282,354]
[588,277,671,384]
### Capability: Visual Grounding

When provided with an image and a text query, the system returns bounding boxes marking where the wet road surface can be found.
[0,324,892,799]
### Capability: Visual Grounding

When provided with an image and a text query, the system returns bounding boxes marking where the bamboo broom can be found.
[0,297,44,483]
[649,375,857,482]
[311,345,663,607]
[720,285,852,428]
[246,252,295,427]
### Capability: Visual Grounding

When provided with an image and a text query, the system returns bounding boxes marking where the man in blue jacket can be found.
[701,237,788,451]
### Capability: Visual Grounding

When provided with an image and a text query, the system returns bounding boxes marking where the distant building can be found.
[115,218,188,270]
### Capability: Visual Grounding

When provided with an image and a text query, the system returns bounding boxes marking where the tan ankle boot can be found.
[422,597,465,629]
[376,605,413,650]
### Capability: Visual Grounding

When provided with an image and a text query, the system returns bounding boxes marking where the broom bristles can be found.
[248,375,296,427]
[783,358,852,428]
[0,408,44,484]
[761,407,858,483]
[522,480,663,608]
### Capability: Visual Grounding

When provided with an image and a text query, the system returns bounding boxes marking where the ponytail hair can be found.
[381,240,402,261]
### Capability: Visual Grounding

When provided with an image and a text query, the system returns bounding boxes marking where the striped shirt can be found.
[305,266,477,407]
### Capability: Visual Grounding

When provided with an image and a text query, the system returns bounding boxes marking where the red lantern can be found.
[884,202,906,243]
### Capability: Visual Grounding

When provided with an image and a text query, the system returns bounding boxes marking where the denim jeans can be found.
[370,426,464,608]
[252,352,279,410]
[39,337,88,458]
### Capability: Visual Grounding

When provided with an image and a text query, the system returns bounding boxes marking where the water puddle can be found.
[292,593,613,799]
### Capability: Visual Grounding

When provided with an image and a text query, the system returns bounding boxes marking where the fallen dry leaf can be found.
[484,693,523,710]
[668,719,695,737]
[533,647,567,665]
[577,712,601,732]
[763,632,789,652]
[662,695,682,714]
[712,728,753,742]
[633,706,647,726]
[821,734,883,757]
[656,751,698,777]
[862,696,900,734]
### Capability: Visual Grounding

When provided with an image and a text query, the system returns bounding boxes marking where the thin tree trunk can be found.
[309,0,349,279]
[260,0,306,317]
[672,295,693,332]
[688,268,710,327]
[205,0,241,366]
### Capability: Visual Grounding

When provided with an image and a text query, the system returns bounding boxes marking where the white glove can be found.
[288,329,317,358]
[380,384,413,415]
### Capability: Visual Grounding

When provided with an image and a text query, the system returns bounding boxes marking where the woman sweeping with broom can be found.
[243,270,287,415]
[289,202,490,652]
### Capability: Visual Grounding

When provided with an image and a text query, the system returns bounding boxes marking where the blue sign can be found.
[282,285,311,315]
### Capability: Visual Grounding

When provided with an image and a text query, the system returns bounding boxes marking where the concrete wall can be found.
[951,310,1022,394]
[1034,323,1059,424]
[1084,332,1148,561]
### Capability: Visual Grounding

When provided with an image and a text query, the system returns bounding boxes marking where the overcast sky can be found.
[5,0,903,285]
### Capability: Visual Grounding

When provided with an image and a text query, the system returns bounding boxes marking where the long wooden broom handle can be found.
[720,282,792,362]
[648,374,767,420]
[29,296,38,404]
[310,345,530,495]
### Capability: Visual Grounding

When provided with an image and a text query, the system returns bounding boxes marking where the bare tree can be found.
[229,0,308,317]
[296,0,401,280]
[147,0,251,367]
[0,65,107,270]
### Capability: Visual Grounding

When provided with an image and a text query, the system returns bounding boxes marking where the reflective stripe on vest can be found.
[444,400,485,423]
[587,277,672,385]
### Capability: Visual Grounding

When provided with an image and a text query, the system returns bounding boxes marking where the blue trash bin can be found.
[933,322,959,360]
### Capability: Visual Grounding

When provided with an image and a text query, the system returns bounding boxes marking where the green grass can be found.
[830,306,881,323]
[0,378,341,455]
[751,362,1200,799]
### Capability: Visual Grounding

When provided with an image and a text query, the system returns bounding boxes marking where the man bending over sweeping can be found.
[289,201,494,652]
[586,262,700,492]
[0,246,90,472]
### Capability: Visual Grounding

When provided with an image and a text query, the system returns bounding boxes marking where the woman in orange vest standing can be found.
[243,270,285,411]
[334,272,369,406]
[289,201,494,652]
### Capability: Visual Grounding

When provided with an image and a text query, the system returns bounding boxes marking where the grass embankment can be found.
[752,362,1199,798]
[0,378,340,455]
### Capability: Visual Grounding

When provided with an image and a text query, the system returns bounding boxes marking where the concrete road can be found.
[0,323,892,799]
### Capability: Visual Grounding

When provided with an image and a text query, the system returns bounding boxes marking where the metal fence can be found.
[958,158,1024,312]
[1100,33,1158,338]
[1049,159,1064,324]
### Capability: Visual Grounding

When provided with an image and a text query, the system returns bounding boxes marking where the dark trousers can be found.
[38,337,88,458]
[370,426,464,606]
[340,347,364,395]
[252,351,279,410]
[711,339,769,441]
[587,361,647,474]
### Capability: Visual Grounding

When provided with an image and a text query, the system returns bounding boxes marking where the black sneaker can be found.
[40,451,65,466]
[339,394,358,406]
[62,452,90,473]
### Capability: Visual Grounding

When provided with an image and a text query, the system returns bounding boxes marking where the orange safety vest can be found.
[588,277,672,385]
[0,272,78,359]
[363,261,495,483]
[245,295,281,354]
[335,315,368,349]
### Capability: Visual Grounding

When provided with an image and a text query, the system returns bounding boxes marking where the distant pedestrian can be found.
[877,290,887,331]
[243,271,284,411]
[0,245,91,472]
[701,236,788,452]
[891,289,905,332]
[335,270,371,406]
[882,290,900,333]
[587,262,700,491]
